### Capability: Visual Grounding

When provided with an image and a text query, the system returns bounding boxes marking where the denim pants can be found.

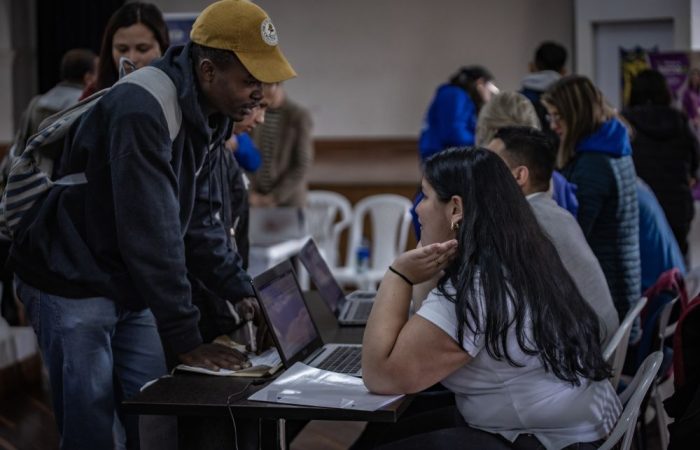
[16,278,167,450]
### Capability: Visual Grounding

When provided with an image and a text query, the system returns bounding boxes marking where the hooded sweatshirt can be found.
[419,84,477,160]
[560,118,641,320]
[10,44,254,355]
[622,105,699,254]
[519,70,561,133]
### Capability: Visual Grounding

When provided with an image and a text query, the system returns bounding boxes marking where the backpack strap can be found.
[116,66,182,141]
[0,67,182,238]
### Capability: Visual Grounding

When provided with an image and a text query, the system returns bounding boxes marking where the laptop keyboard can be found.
[316,346,362,374]
[351,302,373,321]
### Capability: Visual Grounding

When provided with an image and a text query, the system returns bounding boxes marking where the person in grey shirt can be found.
[487,126,619,343]
[11,48,97,153]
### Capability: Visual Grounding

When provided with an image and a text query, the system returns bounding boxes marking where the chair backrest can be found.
[345,194,412,271]
[598,351,663,450]
[305,190,353,267]
[603,297,647,389]
[634,269,686,370]
[657,296,679,346]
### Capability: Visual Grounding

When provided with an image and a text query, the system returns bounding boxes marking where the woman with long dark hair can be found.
[360,148,620,449]
[542,76,640,323]
[81,2,169,98]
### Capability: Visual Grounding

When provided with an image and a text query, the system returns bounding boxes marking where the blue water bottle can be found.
[356,238,371,273]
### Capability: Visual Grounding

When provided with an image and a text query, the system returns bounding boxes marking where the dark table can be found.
[122,292,413,449]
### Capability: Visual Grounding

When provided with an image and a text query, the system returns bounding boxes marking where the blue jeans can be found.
[16,278,167,450]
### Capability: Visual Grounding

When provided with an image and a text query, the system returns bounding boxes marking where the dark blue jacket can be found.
[623,105,699,255]
[10,44,253,355]
[561,118,641,319]
[551,170,578,217]
[418,84,477,160]
[637,179,686,291]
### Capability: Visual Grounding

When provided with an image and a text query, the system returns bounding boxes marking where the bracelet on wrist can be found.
[389,266,414,286]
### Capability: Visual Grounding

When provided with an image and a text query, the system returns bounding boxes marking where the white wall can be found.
[594,20,674,108]
[692,0,700,50]
[150,0,574,137]
[574,0,691,79]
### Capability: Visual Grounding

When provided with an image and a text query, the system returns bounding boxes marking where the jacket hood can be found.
[576,118,632,157]
[36,82,83,111]
[152,43,229,144]
[438,83,465,95]
[520,70,561,92]
[623,105,690,140]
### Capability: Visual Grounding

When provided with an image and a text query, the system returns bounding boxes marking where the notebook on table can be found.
[296,238,376,326]
[252,259,362,377]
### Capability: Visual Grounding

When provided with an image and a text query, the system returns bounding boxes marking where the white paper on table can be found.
[248,362,404,411]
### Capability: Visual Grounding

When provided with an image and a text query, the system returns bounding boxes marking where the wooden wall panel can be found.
[309,138,420,262]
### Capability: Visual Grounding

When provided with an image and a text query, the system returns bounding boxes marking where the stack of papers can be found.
[248,362,404,411]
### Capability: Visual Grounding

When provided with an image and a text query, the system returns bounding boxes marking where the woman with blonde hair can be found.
[475,91,541,146]
[476,91,578,215]
[542,76,640,322]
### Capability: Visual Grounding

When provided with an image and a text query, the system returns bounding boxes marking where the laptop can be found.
[248,207,306,246]
[252,259,363,376]
[296,239,376,326]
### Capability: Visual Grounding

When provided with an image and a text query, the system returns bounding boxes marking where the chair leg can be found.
[632,416,646,450]
[652,384,669,450]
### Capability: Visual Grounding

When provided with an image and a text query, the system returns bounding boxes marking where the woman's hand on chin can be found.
[392,239,458,284]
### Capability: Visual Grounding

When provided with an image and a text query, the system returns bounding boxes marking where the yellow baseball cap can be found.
[190,0,297,83]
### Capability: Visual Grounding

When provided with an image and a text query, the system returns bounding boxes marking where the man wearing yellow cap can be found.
[9,1,295,448]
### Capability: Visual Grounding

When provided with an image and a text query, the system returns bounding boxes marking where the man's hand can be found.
[251,315,275,355]
[178,343,250,371]
[235,297,274,354]
[235,297,260,322]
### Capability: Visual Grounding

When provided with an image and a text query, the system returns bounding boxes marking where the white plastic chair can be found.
[304,190,353,267]
[599,351,663,450]
[333,194,412,290]
[648,295,679,450]
[603,297,647,389]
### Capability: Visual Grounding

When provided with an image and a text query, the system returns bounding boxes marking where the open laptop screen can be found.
[298,239,345,314]
[254,264,320,363]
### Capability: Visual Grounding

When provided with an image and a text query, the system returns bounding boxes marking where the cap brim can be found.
[236,46,297,84]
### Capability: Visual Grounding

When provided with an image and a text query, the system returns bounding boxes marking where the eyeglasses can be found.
[545,113,562,124]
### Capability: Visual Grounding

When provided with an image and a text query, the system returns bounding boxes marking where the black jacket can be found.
[10,44,253,355]
[622,105,699,254]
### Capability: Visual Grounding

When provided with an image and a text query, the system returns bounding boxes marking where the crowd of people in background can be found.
[1,1,699,449]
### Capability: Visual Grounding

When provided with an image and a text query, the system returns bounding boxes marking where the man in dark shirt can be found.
[10,1,296,448]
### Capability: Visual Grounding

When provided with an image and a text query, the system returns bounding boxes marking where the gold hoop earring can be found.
[450,221,460,232]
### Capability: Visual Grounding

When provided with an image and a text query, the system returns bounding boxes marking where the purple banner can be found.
[648,52,690,100]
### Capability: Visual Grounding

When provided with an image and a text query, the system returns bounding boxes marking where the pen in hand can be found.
[247,320,257,353]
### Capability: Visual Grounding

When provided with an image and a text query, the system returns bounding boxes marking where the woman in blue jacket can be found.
[413,67,497,239]
[542,76,641,323]
[418,66,496,161]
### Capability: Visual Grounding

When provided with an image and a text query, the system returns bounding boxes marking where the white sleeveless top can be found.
[417,283,621,450]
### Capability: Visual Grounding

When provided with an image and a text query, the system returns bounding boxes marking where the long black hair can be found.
[449,66,493,113]
[628,69,672,107]
[423,147,611,385]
